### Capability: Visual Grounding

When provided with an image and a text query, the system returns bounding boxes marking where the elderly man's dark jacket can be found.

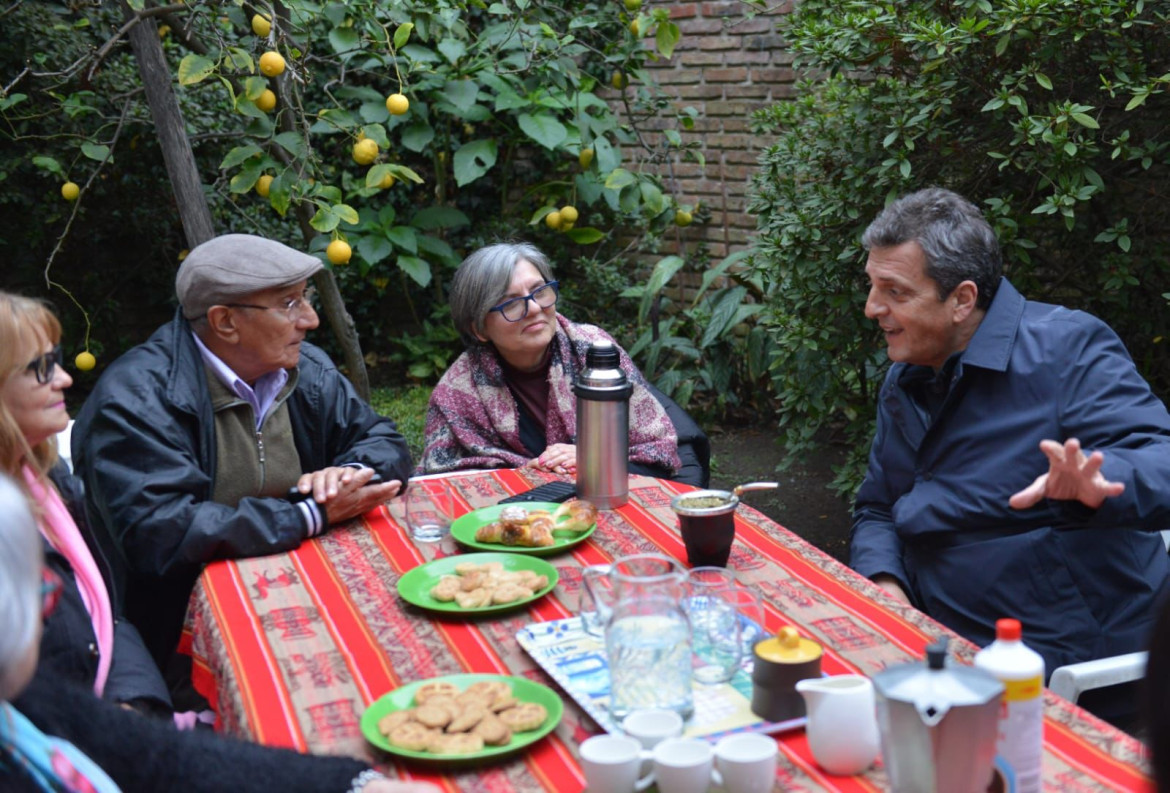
[71,311,412,665]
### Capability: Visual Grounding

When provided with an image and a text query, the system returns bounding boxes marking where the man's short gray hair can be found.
[449,242,554,347]
[0,474,41,699]
[861,187,1002,310]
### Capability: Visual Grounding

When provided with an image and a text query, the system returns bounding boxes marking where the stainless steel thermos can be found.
[574,340,633,508]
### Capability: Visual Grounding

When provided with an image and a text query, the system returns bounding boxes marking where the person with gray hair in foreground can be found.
[850,187,1170,726]
[72,234,413,675]
[0,474,439,793]
[421,241,709,486]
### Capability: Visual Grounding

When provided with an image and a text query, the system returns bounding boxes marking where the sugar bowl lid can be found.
[754,626,823,663]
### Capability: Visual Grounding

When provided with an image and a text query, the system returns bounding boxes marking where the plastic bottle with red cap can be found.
[974,618,1045,793]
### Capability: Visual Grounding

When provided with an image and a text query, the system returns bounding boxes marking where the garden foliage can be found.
[748,0,1170,495]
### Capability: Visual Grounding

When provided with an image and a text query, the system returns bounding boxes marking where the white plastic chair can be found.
[1048,652,1147,704]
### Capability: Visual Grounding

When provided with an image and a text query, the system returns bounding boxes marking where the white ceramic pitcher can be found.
[795,675,880,776]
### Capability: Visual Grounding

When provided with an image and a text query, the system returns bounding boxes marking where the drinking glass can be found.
[403,479,453,542]
[685,581,742,685]
[579,563,615,637]
[724,585,766,669]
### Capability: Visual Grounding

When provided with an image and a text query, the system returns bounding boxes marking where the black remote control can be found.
[497,481,577,504]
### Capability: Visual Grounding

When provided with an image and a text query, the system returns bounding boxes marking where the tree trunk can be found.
[122,3,215,247]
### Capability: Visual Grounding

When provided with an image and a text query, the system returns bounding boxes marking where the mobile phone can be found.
[286,472,382,502]
[497,480,577,504]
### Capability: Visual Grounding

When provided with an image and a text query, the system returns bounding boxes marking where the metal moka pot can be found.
[872,639,1004,793]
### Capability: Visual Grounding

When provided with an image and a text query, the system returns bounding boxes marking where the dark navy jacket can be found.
[852,278,1170,675]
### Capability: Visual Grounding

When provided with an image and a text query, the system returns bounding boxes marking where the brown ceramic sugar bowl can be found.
[751,626,823,722]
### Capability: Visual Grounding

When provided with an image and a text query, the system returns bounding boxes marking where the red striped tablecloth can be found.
[185,469,1152,792]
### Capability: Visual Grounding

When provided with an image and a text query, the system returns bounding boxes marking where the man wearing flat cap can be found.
[72,234,411,671]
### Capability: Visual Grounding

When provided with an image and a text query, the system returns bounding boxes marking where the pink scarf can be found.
[23,466,113,696]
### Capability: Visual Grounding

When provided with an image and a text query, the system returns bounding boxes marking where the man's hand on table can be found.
[1008,437,1124,511]
[527,442,577,476]
[294,466,404,524]
[872,574,912,606]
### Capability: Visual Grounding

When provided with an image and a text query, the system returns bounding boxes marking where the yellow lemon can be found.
[545,211,563,230]
[379,172,396,189]
[560,221,575,232]
[629,19,641,36]
[385,93,409,115]
[352,138,379,165]
[251,14,272,37]
[178,249,188,261]
[61,181,79,201]
[559,205,579,224]
[74,351,96,371]
[256,174,273,197]
[674,209,694,227]
[158,24,171,38]
[611,71,628,90]
[259,51,286,77]
[579,148,594,168]
[326,239,352,265]
[625,0,642,10]
[255,89,276,112]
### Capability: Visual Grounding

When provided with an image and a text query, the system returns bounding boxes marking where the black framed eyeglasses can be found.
[224,287,317,321]
[488,281,559,322]
[26,345,63,385]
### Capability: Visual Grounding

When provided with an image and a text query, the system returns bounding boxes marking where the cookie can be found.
[492,583,533,604]
[429,576,461,602]
[473,712,512,746]
[428,732,485,755]
[455,587,492,608]
[446,702,487,733]
[465,680,512,704]
[414,703,453,729]
[387,722,438,752]
[498,702,548,732]
[414,680,460,703]
[377,708,415,735]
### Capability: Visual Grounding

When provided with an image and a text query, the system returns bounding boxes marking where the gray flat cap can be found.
[176,234,323,319]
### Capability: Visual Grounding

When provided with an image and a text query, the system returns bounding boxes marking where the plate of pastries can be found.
[449,499,598,556]
[361,673,563,761]
[396,552,559,614]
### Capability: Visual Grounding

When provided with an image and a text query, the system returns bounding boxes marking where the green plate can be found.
[450,503,597,556]
[396,552,559,615]
[361,673,564,762]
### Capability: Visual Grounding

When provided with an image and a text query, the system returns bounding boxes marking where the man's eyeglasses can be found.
[488,281,559,323]
[26,345,63,385]
[224,288,316,321]
[42,569,63,621]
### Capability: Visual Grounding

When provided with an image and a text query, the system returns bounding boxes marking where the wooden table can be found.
[184,469,1151,792]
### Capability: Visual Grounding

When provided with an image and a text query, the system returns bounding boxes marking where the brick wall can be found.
[620,1,794,261]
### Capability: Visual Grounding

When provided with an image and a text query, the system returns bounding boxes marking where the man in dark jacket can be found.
[850,188,1170,721]
[71,234,412,670]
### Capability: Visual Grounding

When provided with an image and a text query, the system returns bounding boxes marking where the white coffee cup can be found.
[623,708,685,749]
[652,737,715,793]
[580,734,653,793]
[713,732,779,793]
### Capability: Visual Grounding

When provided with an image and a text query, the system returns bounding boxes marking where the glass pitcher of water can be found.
[604,554,693,720]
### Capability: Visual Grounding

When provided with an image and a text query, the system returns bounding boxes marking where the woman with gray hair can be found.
[0,473,439,793]
[421,242,708,485]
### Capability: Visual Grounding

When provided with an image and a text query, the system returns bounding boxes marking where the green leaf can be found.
[655,21,681,59]
[438,38,467,64]
[386,226,418,253]
[595,137,619,173]
[411,206,470,229]
[393,22,414,50]
[358,235,393,265]
[242,77,267,101]
[640,256,685,320]
[0,93,27,111]
[229,160,263,194]
[605,168,636,190]
[1034,72,1053,90]
[397,254,431,287]
[309,205,340,232]
[32,156,64,177]
[565,227,604,244]
[80,142,110,162]
[453,139,499,186]
[442,81,480,113]
[640,181,665,215]
[400,122,436,153]
[518,113,568,150]
[417,235,458,265]
[329,26,360,56]
[389,164,425,184]
[220,144,262,170]
[274,132,307,159]
[177,54,216,86]
[365,163,394,189]
[334,203,360,226]
[1125,93,1148,111]
[1071,112,1099,129]
[268,171,293,217]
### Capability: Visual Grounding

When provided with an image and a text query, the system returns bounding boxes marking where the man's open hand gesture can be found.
[1009,438,1124,510]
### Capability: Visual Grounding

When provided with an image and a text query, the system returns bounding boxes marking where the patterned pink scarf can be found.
[23,466,113,696]
[422,315,681,475]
